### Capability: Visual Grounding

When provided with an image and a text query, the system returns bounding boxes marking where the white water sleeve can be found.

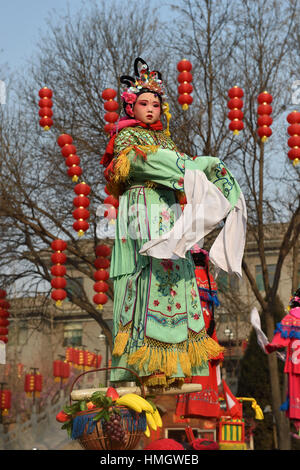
[140,169,246,277]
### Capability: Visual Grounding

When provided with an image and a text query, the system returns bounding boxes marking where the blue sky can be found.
[0,0,89,72]
[0,0,173,73]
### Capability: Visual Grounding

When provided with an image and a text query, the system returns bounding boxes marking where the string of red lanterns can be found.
[51,239,67,306]
[65,347,102,369]
[73,182,91,236]
[257,91,273,143]
[0,290,9,344]
[93,244,111,310]
[0,389,11,416]
[177,59,193,111]
[228,86,244,135]
[38,87,53,131]
[57,133,83,183]
[103,186,119,224]
[102,88,119,134]
[287,110,300,166]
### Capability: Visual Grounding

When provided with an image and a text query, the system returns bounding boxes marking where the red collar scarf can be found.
[100,118,163,168]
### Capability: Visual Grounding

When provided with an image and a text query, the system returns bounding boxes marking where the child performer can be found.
[99,57,247,389]
[265,289,300,436]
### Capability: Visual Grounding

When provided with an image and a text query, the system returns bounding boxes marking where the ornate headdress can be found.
[119,57,171,135]
[120,57,166,105]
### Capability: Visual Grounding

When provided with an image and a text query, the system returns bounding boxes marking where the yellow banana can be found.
[144,425,150,438]
[146,411,157,431]
[152,408,163,428]
[115,395,142,413]
[123,394,154,413]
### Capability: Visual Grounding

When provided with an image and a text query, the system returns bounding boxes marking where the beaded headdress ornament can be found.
[120,57,166,104]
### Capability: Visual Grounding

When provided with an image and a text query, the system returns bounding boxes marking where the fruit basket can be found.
[57,366,160,451]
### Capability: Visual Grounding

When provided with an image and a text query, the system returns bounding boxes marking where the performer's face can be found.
[133,93,161,124]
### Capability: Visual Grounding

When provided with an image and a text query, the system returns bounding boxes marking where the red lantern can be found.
[39,97,53,108]
[95,244,111,257]
[0,299,10,310]
[53,359,62,381]
[73,182,91,236]
[94,257,110,270]
[51,239,67,306]
[102,88,119,134]
[227,87,244,136]
[24,373,35,397]
[93,244,111,310]
[57,134,73,147]
[65,347,75,363]
[39,88,53,99]
[62,361,70,379]
[93,292,108,307]
[77,349,85,368]
[74,181,91,197]
[287,111,300,166]
[51,289,67,304]
[94,270,109,281]
[51,264,66,276]
[177,60,193,111]
[38,88,53,131]
[0,309,9,318]
[1,389,12,415]
[257,91,273,142]
[34,373,43,396]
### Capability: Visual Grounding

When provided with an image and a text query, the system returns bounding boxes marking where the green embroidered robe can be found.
[103,126,244,387]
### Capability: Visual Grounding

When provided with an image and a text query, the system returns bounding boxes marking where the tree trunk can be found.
[265,310,291,449]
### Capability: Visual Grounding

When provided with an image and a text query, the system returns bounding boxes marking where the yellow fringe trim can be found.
[142,374,185,389]
[112,148,132,183]
[112,145,159,184]
[112,322,132,356]
[127,329,224,379]
[107,145,159,198]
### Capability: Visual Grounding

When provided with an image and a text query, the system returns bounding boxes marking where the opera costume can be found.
[265,290,300,433]
[176,247,223,418]
[99,58,247,389]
